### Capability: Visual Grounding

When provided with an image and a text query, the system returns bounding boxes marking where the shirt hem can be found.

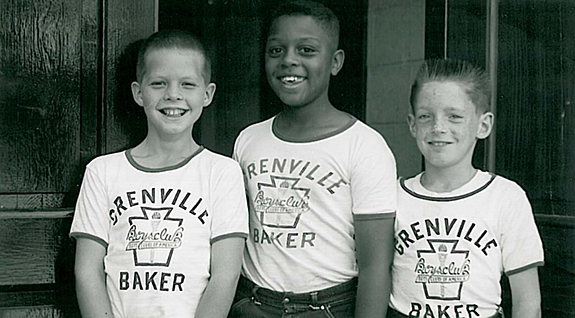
[505,261,545,276]
[69,232,108,248]
[354,211,396,221]
[211,232,248,244]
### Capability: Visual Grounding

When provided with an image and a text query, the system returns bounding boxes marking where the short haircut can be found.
[268,0,340,50]
[410,59,491,114]
[135,29,212,84]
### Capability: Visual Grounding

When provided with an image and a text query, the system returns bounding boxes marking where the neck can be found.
[131,132,200,168]
[280,102,336,126]
[421,165,478,193]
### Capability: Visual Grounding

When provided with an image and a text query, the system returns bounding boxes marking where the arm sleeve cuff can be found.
[354,211,396,221]
[69,232,108,248]
[211,232,248,244]
[505,261,545,276]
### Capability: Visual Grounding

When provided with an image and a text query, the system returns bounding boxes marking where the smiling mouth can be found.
[428,141,452,146]
[159,108,188,118]
[279,76,305,85]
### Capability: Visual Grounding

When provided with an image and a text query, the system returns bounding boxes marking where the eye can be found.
[267,47,283,57]
[449,114,464,121]
[182,82,197,88]
[417,113,431,120]
[299,46,316,55]
[150,81,165,88]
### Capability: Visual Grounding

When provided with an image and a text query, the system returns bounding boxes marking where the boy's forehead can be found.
[145,47,204,62]
[415,81,476,110]
[268,15,331,42]
[142,48,205,77]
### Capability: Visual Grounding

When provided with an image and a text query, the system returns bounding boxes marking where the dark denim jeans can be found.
[228,276,357,318]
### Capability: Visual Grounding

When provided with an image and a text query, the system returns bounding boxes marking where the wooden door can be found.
[0,1,155,316]
[426,1,575,316]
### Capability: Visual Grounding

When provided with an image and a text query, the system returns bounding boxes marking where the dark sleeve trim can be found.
[505,261,545,276]
[69,232,108,248]
[354,211,396,221]
[211,232,248,244]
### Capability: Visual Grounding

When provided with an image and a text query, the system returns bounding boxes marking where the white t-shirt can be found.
[233,115,397,293]
[70,147,248,318]
[390,170,544,318]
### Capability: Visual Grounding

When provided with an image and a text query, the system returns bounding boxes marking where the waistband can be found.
[238,275,357,305]
[387,307,503,318]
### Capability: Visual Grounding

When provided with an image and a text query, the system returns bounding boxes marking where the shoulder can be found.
[346,119,394,155]
[397,174,421,193]
[489,174,529,202]
[198,149,242,173]
[236,117,274,140]
[85,150,127,170]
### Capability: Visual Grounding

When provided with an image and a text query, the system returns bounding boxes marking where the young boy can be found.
[70,29,248,318]
[229,1,397,318]
[388,59,544,318]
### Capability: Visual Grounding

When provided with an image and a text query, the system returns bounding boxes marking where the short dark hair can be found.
[410,59,491,114]
[268,0,340,50]
[136,29,212,84]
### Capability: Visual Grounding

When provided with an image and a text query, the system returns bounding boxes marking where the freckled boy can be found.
[387,59,544,318]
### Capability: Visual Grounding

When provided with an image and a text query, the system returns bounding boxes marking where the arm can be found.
[74,237,113,318]
[508,267,541,318]
[195,236,246,318]
[354,216,395,318]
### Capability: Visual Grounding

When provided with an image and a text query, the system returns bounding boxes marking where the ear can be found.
[131,81,144,107]
[477,111,494,139]
[330,49,345,76]
[407,113,417,138]
[203,82,217,107]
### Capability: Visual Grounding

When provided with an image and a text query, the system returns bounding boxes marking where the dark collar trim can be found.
[400,173,497,202]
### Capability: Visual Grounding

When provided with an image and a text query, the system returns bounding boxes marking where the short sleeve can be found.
[69,164,110,247]
[209,160,249,243]
[351,133,397,218]
[500,185,544,275]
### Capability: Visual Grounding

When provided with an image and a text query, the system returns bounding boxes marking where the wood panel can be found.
[0,0,83,194]
[0,210,78,317]
[103,1,156,153]
[496,1,570,215]
[211,0,263,155]
[536,215,575,317]
[0,211,74,286]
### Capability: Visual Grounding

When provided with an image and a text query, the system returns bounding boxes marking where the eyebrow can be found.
[267,36,321,42]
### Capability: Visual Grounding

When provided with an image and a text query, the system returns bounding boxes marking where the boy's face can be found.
[408,81,493,171]
[265,15,344,108]
[131,48,215,137]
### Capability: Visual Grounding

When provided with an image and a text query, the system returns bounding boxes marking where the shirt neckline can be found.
[125,146,205,173]
[271,113,357,143]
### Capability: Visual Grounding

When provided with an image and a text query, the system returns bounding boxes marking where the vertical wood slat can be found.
[445,0,488,170]
[0,0,83,194]
[103,1,156,154]
[80,0,101,163]
[485,0,498,173]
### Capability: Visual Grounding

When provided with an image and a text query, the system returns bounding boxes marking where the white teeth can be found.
[160,108,187,117]
[430,141,449,146]
[281,76,304,84]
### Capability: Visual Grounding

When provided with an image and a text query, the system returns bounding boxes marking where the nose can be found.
[281,48,299,67]
[431,118,447,134]
[164,84,183,101]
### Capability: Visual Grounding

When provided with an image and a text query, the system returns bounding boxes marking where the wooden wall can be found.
[426,0,575,316]
[0,1,367,317]
[0,0,156,317]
